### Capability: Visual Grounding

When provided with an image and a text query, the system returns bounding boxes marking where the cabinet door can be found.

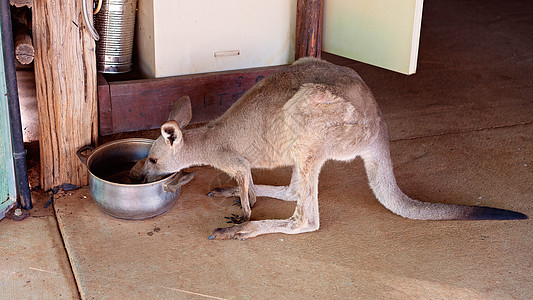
[323,0,424,75]
[0,24,17,220]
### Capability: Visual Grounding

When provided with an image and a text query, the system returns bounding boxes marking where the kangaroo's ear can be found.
[168,95,192,128]
[161,121,183,147]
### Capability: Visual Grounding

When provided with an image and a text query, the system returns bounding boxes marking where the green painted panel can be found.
[323,0,424,75]
[0,20,17,218]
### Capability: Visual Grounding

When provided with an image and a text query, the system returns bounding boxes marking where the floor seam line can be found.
[390,121,532,143]
[51,202,83,300]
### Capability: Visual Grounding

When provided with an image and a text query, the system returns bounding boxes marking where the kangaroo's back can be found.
[210,58,382,167]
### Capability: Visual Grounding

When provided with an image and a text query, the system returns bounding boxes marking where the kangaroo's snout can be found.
[130,158,146,179]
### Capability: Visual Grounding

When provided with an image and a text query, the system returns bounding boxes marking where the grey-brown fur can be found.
[140,58,526,240]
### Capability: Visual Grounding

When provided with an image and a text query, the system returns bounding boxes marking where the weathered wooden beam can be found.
[295,0,323,59]
[98,66,285,135]
[33,0,98,189]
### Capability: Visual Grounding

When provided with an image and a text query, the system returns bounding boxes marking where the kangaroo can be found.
[140,57,527,240]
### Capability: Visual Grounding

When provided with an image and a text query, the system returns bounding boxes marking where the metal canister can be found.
[91,0,138,73]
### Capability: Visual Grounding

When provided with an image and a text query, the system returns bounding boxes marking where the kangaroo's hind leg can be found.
[209,157,322,240]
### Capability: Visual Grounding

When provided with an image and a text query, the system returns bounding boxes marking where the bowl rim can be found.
[85,138,177,187]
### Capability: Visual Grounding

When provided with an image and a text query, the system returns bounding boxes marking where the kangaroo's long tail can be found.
[361,124,527,221]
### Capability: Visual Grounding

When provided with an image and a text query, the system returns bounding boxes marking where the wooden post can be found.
[33,0,98,189]
[295,0,323,60]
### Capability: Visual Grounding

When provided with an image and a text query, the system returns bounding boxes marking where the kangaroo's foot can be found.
[208,217,319,240]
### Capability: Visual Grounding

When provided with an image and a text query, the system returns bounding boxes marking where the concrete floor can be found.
[2,0,532,299]
[0,191,79,299]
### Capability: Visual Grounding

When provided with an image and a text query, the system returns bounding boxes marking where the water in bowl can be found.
[94,161,144,184]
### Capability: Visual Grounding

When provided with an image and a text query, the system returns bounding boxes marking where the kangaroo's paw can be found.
[206,187,239,198]
[208,223,257,240]
[232,198,241,207]
[224,213,246,224]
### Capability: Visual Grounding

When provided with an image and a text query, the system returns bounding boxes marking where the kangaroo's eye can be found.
[149,158,157,164]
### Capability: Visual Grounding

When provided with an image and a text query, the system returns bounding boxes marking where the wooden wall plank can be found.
[102,66,284,135]
[97,74,113,136]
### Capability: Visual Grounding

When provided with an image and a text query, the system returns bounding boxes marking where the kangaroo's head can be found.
[140,95,193,182]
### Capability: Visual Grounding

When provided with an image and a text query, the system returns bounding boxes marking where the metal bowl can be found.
[77,138,193,220]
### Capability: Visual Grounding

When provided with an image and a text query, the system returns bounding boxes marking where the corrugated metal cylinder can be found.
[95,0,138,73]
